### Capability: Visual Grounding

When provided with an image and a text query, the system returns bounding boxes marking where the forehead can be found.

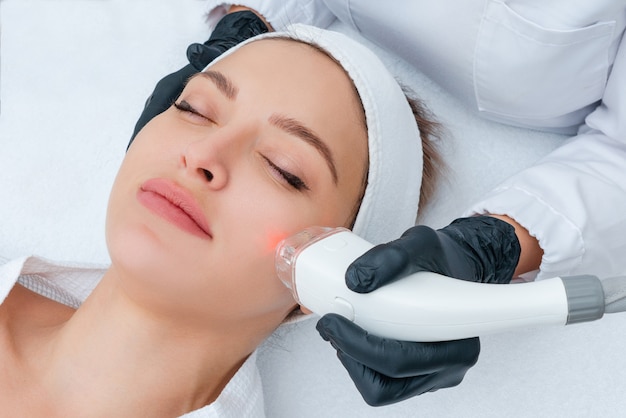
[207,38,359,112]
[208,38,348,91]
[207,36,366,126]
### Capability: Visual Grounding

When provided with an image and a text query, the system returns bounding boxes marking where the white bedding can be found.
[1,1,625,417]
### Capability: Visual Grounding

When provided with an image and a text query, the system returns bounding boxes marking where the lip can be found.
[137,178,212,239]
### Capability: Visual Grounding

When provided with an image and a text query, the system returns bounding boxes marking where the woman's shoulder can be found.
[0,256,94,351]
[0,280,75,415]
[0,280,75,360]
[1,282,75,329]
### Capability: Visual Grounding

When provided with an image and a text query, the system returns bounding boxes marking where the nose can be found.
[181,137,230,190]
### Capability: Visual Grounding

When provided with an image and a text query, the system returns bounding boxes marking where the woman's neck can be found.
[8,266,268,417]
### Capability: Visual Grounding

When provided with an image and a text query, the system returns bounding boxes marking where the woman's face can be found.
[105,39,367,328]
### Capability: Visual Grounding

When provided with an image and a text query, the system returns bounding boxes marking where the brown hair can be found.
[404,91,444,212]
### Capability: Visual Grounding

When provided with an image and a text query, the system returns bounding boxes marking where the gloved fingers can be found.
[186,43,222,71]
[440,216,521,283]
[128,64,199,148]
[345,242,411,293]
[334,349,437,406]
[204,10,270,53]
[188,10,271,71]
[317,314,480,378]
[346,225,449,293]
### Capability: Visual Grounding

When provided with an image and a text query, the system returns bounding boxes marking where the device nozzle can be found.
[275,226,344,299]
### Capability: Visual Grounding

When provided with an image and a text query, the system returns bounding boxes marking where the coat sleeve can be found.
[465,34,626,280]
[205,0,336,30]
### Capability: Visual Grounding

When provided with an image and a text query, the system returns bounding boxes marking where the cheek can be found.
[265,230,291,254]
[210,234,296,320]
[213,193,317,304]
[105,164,136,254]
[225,180,354,260]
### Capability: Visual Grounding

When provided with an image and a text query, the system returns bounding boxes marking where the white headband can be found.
[205,24,423,244]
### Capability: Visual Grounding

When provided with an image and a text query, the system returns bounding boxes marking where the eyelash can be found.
[263,156,309,191]
[175,100,308,192]
[174,100,212,122]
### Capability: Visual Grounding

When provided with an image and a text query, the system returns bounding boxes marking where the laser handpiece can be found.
[275,226,606,342]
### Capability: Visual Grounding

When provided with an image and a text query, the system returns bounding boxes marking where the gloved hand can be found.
[128,10,269,147]
[186,8,270,69]
[316,215,521,406]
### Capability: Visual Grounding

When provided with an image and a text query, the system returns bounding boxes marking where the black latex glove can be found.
[316,216,521,406]
[348,215,521,289]
[128,10,269,148]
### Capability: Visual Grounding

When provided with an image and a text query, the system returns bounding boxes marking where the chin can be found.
[107,220,176,274]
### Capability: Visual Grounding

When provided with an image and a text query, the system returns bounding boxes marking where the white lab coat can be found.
[209,1,626,280]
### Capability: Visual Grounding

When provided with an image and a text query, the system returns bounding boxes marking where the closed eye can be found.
[262,156,309,191]
[174,100,213,123]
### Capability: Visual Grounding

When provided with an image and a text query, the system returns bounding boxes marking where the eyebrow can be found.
[269,113,338,184]
[193,70,238,100]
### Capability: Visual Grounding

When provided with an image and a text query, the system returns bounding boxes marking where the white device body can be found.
[281,229,572,342]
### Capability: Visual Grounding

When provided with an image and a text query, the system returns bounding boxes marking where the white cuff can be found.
[464,186,584,280]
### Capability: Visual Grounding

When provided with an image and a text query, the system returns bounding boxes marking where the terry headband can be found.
[205,24,423,245]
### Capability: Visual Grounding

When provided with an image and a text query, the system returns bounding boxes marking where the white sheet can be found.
[1,1,625,417]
